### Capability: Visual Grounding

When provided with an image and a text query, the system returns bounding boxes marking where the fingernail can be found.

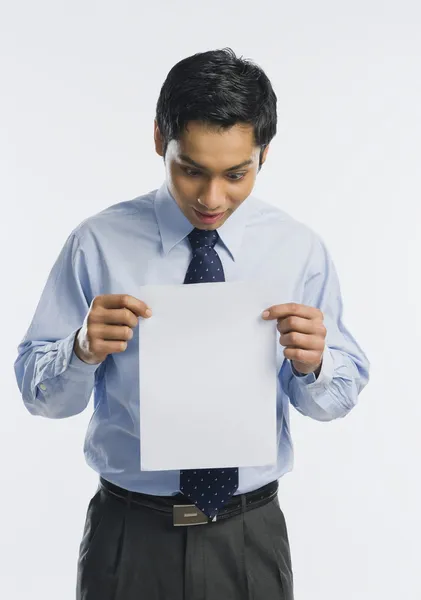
[262,310,270,318]
[145,309,152,317]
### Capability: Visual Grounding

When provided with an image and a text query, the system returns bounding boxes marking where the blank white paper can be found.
[138,281,278,471]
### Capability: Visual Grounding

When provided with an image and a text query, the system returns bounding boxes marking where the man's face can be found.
[154,120,269,230]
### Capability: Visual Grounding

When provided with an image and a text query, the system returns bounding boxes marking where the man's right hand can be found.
[73,294,152,365]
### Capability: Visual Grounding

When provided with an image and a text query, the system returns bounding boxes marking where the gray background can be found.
[1,1,420,598]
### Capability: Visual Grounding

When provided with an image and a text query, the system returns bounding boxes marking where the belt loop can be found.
[241,492,246,513]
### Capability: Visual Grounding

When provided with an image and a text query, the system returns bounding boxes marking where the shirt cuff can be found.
[55,330,102,380]
[290,345,334,386]
[69,347,102,371]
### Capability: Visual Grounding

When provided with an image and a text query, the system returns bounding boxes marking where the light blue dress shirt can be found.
[14,183,370,495]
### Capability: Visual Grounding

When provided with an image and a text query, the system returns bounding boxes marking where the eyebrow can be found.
[179,154,253,172]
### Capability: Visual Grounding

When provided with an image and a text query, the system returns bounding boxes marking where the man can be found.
[14,48,370,599]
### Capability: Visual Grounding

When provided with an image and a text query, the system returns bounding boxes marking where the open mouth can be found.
[193,208,226,223]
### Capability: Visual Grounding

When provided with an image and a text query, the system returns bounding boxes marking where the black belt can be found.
[99,477,278,526]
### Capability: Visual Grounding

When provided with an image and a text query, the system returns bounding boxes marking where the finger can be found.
[279,332,325,351]
[98,294,152,318]
[262,303,321,321]
[283,347,322,365]
[278,317,326,336]
[91,338,129,354]
[94,324,134,341]
[97,308,140,328]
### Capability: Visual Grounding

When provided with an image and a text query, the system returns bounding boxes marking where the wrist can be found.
[73,330,102,365]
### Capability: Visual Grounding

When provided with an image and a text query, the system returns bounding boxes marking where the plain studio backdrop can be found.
[1,1,420,598]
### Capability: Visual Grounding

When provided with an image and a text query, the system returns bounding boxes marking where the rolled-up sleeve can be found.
[279,234,370,421]
[14,231,102,419]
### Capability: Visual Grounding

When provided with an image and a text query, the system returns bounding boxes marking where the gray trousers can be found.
[76,484,294,599]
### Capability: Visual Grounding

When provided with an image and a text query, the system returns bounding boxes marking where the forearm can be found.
[14,329,101,419]
[282,346,369,421]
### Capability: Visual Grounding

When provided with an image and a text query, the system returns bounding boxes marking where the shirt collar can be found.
[154,182,251,261]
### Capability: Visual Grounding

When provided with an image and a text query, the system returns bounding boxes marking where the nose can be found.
[198,180,224,212]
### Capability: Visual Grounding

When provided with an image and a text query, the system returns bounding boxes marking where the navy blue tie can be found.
[179,228,239,519]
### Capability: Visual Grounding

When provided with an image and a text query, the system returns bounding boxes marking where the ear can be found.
[154,120,164,157]
[261,144,270,166]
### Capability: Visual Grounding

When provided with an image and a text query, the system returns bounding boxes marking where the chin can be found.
[196,223,219,230]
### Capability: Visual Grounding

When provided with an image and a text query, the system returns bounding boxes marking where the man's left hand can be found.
[262,303,327,376]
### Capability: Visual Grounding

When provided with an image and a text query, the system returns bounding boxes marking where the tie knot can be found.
[187,228,219,250]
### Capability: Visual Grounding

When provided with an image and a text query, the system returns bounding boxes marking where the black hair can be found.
[155,48,277,168]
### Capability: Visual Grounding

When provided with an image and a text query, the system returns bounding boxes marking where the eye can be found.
[182,167,202,177]
[227,172,247,181]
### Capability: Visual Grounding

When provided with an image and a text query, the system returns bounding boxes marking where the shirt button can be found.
[39,384,47,391]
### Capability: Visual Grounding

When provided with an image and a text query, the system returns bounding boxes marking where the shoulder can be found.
[246,194,322,252]
[70,189,158,245]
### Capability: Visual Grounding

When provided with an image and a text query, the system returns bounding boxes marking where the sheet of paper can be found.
[138,281,278,471]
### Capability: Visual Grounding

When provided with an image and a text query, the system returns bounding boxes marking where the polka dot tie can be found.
[180,228,239,519]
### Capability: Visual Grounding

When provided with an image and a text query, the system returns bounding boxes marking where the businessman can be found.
[14,48,370,599]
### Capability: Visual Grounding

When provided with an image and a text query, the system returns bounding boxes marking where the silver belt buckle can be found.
[173,504,210,526]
